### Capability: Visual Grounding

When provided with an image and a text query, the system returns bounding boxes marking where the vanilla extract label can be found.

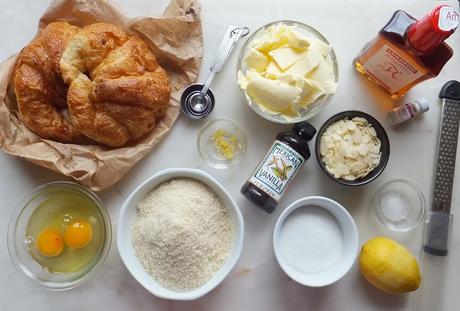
[362,44,424,93]
[249,141,305,201]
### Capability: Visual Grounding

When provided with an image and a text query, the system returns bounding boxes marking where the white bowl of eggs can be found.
[117,168,244,300]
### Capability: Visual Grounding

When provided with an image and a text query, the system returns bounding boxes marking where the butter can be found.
[246,76,302,112]
[245,47,269,72]
[265,61,283,79]
[285,48,321,77]
[269,46,308,70]
[307,59,337,93]
[312,38,331,57]
[286,30,311,49]
[238,69,261,89]
[238,23,337,120]
[252,31,288,52]
[299,79,324,108]
[237,71,249,89]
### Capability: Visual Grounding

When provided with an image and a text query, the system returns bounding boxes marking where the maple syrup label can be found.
[438,6,459,31]
[248,141,305,202]
[362,44,424,93]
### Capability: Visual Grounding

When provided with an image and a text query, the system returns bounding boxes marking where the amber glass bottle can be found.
[354,5,459,99]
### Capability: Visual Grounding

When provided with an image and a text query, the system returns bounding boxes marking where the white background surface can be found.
[1,0,460,310]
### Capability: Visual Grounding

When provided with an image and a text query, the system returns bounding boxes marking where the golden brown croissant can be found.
[60,23,171,147]
[13,21,81,142]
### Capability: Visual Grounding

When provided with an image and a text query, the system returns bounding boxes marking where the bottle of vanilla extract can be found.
[241,122,316,213]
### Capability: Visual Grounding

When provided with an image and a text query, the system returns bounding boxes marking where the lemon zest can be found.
[210,129,238,160]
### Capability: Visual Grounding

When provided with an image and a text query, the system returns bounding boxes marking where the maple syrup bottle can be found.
[354,5,459,99]
[241,122,316,213]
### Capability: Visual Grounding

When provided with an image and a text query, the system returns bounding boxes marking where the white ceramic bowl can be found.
[117,168,244,300]
[273,196,358,287]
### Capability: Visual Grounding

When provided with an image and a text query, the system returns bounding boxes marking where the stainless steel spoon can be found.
[180,26,249,119]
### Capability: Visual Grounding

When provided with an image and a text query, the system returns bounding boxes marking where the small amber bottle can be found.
[354,5,459,99]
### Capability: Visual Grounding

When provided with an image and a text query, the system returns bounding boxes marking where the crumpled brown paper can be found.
[0,0,203,191]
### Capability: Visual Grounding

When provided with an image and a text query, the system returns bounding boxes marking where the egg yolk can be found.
[37,229,64,257]
[64,220,93,249]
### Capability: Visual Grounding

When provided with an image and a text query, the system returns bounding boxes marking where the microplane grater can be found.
[424,80,460,256]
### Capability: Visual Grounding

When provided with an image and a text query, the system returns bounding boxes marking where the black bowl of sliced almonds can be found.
[315,111,390,186]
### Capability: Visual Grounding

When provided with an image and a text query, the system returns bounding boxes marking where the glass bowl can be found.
[236,20,339,124]
[197,119,247,169]
[7,181,111,290]
[371,179,426,232]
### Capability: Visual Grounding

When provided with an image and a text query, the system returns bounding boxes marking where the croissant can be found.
[60,23,171,147]
[13,21,81,142]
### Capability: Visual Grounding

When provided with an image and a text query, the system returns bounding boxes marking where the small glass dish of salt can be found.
[371,179,426,232]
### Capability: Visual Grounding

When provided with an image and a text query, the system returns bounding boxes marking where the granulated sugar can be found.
[131,178,233,292]
[279,206,343,274]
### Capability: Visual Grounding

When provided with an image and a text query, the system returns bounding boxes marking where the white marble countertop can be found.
[1,0,460,310]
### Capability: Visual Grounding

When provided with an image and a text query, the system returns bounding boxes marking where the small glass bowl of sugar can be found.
[371,179,426,232]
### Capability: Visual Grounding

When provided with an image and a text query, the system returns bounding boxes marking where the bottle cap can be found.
[293,121,316,140]
[415,98,429,112]
[407,5,459,54]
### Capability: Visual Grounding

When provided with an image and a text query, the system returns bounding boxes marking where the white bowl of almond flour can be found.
[117,168,244,300]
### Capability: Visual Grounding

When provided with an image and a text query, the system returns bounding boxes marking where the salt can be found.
[279,206,343,274]
[380,191,410,223]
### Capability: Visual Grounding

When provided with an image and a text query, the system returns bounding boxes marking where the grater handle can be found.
[439,80,460,100]
[424,211,452,256]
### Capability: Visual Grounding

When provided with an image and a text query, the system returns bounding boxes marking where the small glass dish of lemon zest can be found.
[210,129,239,160]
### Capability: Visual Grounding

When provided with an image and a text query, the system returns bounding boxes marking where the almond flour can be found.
[131,178,233,292]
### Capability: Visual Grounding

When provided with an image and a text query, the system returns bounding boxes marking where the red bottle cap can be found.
[407,5,459,54]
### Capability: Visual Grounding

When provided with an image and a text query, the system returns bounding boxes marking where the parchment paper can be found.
[0,0,203,191]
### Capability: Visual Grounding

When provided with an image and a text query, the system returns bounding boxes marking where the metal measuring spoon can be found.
[181,26,250,119]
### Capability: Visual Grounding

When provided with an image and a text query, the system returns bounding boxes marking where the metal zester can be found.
[424,80,460,256]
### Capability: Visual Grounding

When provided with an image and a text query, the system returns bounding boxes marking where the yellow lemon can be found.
[359,237,421,294]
